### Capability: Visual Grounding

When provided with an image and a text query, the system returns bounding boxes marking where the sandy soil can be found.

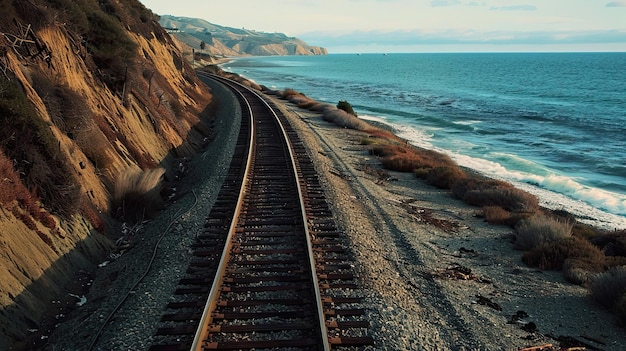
[39,85,625,351]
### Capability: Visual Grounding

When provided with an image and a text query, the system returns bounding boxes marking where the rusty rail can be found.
[149,73,373,350]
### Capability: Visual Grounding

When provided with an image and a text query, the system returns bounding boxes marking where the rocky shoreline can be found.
[36,81,625,350]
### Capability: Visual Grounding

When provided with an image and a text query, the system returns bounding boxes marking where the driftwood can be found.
[0,53,9,80]
[518,344,553,351]
[432,263,491,284]
[400,202,460,232]
[2,19,52,66]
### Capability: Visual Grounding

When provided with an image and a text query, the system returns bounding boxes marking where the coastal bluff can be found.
[159,15,328,57]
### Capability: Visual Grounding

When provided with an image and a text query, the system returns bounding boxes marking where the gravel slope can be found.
[40,84,625,351]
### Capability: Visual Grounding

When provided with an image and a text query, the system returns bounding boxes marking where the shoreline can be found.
[266,95,626,350]
[38,71,626,351]
[222,56,626,231]
[360,114,626,231]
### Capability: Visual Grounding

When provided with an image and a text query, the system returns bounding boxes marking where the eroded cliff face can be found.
[0,1,213,347]
[160,15,328,57]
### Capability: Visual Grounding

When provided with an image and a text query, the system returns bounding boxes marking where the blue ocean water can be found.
[224,53,626,229]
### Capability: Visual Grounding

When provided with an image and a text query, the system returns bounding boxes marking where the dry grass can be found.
[563,257,605,286]
[370,142,458,179]
[278,87,544,218]
[522,236,603,271]
[80,197,106,233]
[365,128,399,140]
[426,166,467,189]
[452,178,539,212]
[322,108,372,131]
[590,230,626,257]
[482,206,512,225]
[381,154,426,173]
[481,206,534,227]
[1,77,81,217]
[591,266,626,314]
[111,168,165,223]
[280,88,302,99]
[1,150,58,231]
[279,89,373,131]
[464,187,539,213]
[0,150,32,209]
[515,215,573,251]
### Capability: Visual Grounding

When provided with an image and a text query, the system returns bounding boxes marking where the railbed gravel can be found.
[43,79,241,351]
[42,82,626,351]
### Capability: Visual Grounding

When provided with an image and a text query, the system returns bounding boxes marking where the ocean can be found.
[223,53,626,230]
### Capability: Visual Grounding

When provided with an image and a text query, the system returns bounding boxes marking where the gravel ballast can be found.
[41,82,625,351]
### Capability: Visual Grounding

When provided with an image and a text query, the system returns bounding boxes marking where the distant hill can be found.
[159,15,327,56]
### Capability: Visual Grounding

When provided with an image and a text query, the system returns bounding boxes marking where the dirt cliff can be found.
[160,15,328,57]
[0,1,214,348]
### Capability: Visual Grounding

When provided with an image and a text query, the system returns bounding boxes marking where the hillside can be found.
[159,15,328,57]
[0,0,215,348]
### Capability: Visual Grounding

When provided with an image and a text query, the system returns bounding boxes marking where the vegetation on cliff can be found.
[159,15,328,58]
[0,0,214,347]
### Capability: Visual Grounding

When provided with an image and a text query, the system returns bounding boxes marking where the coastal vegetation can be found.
[1,0,213,346]
[337,100,357,117]
[272,87,626,322]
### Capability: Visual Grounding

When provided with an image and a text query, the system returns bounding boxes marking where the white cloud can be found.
[301,28,626,48]
[431,0,485,6]
[431,0,461,7]
[490,5,537,11]
[606,1,626,7]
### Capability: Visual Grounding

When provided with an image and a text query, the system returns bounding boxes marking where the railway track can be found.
[149,74,374,350]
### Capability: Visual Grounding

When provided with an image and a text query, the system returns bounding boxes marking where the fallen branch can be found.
[518,345,553,351]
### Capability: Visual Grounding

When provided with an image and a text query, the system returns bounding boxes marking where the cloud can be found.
[301,28,626,47]
[606,1,626,7]
[431,0,486,7]
[490,5,537,11]
[431,0,461,7]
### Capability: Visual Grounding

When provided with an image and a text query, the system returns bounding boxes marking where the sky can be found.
[139,0,626,53]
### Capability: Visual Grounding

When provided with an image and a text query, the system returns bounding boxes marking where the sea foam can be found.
[367,116,626,230]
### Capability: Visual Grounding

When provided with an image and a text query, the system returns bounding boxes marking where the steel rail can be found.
[189,76,256,351]
[190,73,330,350]
[245,79,331,351]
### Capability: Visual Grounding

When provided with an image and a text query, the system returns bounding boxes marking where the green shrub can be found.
[86,10,137,89]
[591,266,626,309]
[337,100,357,117]
[0,78,81,216]
[515,215,573,251]
[47,0,137,91]
[322,108,370,131]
